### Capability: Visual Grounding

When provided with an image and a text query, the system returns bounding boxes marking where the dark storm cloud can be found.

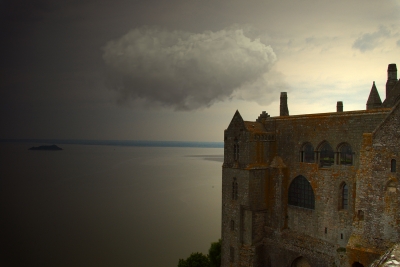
[352,26,391,52]
[103,26,277,110]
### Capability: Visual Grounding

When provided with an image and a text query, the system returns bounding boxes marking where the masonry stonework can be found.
[221,64,400,267]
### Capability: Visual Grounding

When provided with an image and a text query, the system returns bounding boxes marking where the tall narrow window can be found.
[230,247,235,262]
[232,178,238,200]
[233,138,239,161]
[391,159,396,172]
[301,143,314,163]
[288,175,315,209]
[230,220,235,231]
[339,143,353,165]
[341,183,349,209]
[357,210,364,221]
[319,142,334,167]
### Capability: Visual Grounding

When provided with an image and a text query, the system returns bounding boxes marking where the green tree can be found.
[208,239,221,267]
[178,252,210,267]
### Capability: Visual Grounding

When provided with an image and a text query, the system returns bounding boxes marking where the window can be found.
[386,180,397,193]
[319,142,334,167]
[300,143,314,163]
[230,247,234,262]
[232,178,238,200]
[288,175,315,209]
[357,210,364,221]
[339,143,353,165]
[340,183,348,209]
[230,220,235,231]
[391,159,396,172]
[233,138,239,161]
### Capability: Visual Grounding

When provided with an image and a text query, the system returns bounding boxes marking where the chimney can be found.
[280,92,289,116]
[337,101,343,112]
[386,63,397,100]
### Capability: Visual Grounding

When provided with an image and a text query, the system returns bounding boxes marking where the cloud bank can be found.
[102,26,278,110]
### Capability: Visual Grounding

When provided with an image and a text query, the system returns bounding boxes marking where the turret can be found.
[366,81,382,110]
[386,63,397,100]
[280,92,289,116]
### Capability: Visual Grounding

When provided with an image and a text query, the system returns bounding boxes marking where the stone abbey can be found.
[221,64,400,267]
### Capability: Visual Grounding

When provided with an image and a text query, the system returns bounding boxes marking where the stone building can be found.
[221,64,400,267]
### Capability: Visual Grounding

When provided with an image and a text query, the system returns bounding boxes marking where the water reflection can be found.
[0,144,222,267]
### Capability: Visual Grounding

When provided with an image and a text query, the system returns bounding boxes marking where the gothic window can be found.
[233,138,239,161]
[340,183,349,210]
[288,175,315,209]
[230,220,235,231]
[318,142,334,167]
[300,143,314,163]
[338,143,353,165]
[391,159,396,172]
[232,178,238,200]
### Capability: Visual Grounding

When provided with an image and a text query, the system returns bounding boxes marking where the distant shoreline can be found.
[0,139,223,148]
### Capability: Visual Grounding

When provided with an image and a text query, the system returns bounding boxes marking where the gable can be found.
[226,110,246,133]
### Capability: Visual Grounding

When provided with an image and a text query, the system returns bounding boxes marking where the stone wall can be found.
[221,96,400,266]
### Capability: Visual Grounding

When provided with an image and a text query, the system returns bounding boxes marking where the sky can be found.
[1,0,400,141]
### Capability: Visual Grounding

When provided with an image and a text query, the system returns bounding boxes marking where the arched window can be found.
[288,175,315,209]
[339,143,353,165]
[340,183,348,209]
[300,143,314,163]
[233,138,239,161]
[391,159,396,172]
[319,142,334,167]
[232,178,238,200]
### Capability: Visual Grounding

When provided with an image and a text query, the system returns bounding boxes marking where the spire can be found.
[366,81,382,110]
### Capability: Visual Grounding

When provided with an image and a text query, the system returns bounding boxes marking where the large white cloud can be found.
[102,26,278,110]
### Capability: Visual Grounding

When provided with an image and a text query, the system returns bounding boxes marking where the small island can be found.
[29,145,63,151]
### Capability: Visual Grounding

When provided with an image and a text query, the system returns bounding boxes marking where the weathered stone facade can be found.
[221,64,400,267]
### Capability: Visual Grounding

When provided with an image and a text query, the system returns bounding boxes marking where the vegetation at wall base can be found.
[178,239,221,267]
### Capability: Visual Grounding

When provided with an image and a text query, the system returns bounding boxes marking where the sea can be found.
[0,140,223,267]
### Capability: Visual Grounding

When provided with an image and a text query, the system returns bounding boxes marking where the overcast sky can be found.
[1,0,399,141]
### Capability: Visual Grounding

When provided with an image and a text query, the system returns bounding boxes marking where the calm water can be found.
[0,143,223,267]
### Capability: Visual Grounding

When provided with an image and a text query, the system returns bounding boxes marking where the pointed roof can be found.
[226,110,246,131]
[366,81,382,110]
